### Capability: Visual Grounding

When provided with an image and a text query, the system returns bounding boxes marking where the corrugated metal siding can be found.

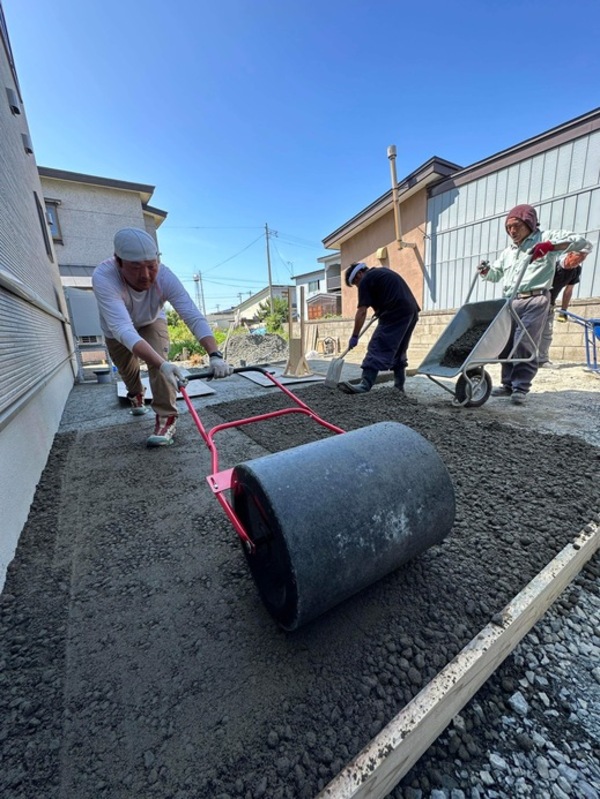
[0,18,71,421]
[424,131,600,310]
[0,292,68,416]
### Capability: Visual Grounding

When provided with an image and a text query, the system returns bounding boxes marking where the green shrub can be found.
[166,312,229,360]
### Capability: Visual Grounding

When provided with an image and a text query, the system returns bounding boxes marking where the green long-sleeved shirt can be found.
[482,228,593,297]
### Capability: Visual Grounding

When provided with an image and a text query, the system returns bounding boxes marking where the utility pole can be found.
[193,272,207,315]
[265,222,274,310]
[199,272,206,316]
[192,273,201,310]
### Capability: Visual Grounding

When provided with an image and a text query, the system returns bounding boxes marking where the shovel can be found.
[324,316,377,387]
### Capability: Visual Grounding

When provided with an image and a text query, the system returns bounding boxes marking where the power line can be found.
[161,225,263,230]
[271,242,295,276]
[276,231,323,248]
[201,233,265,274]
[180,275,266,288]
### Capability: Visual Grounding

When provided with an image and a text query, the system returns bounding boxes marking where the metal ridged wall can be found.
[424,131,600,311]
[0,6,71,422]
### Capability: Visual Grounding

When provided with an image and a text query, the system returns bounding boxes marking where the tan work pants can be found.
[106,318,177,417]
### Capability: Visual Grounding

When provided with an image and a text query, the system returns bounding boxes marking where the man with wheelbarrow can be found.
[339,263,420,394]
[92,227,233,447]
[477,204,592,405]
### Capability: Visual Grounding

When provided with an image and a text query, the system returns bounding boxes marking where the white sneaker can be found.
[128,389,149,415]
[539,361,554,369]
[147,415,177,447]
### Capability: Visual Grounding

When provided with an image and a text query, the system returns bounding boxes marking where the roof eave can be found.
[322,156,460,250]
[38,166,155,204]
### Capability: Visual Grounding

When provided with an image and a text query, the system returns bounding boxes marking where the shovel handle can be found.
[338,315,378,358]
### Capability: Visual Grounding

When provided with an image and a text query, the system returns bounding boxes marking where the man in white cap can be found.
[92,227,233,446]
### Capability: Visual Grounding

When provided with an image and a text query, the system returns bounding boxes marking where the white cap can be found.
[114,228,159,262]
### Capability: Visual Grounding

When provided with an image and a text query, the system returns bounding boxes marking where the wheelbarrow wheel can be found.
[455,368,492,407]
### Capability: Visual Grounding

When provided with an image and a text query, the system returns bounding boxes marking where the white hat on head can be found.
[114,228,159,262]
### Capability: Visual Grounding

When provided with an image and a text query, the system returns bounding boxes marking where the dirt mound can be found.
[224,333,288,365]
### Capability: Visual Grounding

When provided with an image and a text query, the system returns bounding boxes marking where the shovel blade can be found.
[324,357,345,387]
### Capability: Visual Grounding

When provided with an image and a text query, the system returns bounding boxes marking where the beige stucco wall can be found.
[39,178,153,276]
[340,191,428,317]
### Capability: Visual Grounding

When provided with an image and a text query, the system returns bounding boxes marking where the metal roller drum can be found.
[232,421,455,631]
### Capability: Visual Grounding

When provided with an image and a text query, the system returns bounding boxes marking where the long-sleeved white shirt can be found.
[92,257,212,352]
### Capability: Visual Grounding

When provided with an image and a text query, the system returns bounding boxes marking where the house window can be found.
[34,192,54,261]
[44,200,63,243]
[307,279,319,292]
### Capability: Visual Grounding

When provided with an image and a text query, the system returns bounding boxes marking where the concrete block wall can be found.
[300,297,600,369]
[548,300,600,364]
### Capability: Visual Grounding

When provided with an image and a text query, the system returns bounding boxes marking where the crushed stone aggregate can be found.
[0,359,598,799]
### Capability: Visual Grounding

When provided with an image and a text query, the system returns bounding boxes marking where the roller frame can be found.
[179,366,345,553]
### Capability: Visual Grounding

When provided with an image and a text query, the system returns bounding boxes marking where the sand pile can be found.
[223,333,288,366]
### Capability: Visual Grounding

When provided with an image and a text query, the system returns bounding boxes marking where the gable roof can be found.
[322,156,460,250]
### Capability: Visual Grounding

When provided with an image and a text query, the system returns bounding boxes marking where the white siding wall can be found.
[0,12,75,588]
[294,273,324,319]
[424,131,600,310]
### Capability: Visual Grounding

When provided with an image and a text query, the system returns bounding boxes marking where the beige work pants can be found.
[106,318,177,417]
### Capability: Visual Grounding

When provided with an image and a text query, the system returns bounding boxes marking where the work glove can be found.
[348,335,359,350]
[530,241,555,260]
[209,353,234,379]
[477,261,490,276]
[159,361,189,389]
[556,309,568,323]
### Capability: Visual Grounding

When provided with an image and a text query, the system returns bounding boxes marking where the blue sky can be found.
[4,0,599,313]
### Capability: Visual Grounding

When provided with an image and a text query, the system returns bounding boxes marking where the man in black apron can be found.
[340,263,420,394]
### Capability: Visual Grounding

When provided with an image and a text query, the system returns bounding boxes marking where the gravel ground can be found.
[0,356,599,799]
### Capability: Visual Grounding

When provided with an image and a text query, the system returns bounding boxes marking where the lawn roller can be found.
[179,367,455,631]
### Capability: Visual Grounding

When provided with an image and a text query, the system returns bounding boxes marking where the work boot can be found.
[510,391,527,406]
[128,388,148,415]
[147,415,177,447]
[338,367,377,395]
[491,385,512,397]
[338,380,371,394]
[393,367,406,392]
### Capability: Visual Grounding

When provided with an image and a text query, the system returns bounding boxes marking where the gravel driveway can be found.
[1,361,598,799]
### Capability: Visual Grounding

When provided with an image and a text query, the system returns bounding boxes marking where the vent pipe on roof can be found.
[387,145,415,250]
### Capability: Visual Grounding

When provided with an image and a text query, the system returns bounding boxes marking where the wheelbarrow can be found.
[179,367,455,631]
[416,254,541,407]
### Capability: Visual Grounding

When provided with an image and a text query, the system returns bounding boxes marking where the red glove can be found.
[530,242,555,260]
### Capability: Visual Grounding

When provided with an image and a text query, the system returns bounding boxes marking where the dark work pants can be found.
[499,293,549,394]
[361,312,419,385]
